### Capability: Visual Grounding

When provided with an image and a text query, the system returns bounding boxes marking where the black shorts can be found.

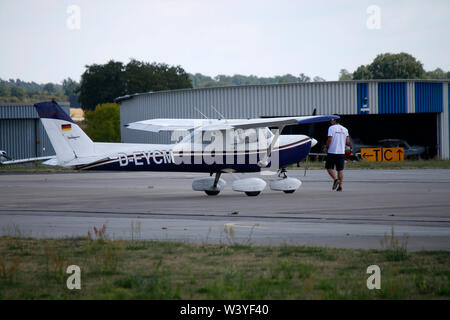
[325,153,345,171]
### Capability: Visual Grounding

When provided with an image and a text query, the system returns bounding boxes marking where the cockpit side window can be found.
[179,127,273,150]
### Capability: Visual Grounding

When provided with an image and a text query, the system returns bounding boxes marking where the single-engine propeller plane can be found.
[33,100,338,196]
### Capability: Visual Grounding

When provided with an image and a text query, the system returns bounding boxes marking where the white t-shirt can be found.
[327,124,349,154]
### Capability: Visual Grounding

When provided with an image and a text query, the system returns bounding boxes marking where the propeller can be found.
[304,107,318,176]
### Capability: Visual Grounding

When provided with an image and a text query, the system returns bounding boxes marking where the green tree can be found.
[338,69,353,80]
[189,73,215,87]
[78,59,192,111]
[313,76,326,82]
[62,77,81,108]
[197,80,231,88]
[124,59,192,93]
[0,85,10,97]
[425,68,449,79]
[276,74,301,83]
[189,73,315,87]
[43,83,56,93]
[353,53,426,80]
[10,86,26,99]
[298,73,311,82]
[353,65,372,80]
[78,60,126,111]
[85,103,121,142]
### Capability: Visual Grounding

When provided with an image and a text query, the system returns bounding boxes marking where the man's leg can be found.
[336,155,345,191]
[327,168,337,180]
[326,155,339,190]
[328,169,339,190]
[337,170,344,187]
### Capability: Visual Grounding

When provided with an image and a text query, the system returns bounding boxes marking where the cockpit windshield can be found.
[179,127,273,150]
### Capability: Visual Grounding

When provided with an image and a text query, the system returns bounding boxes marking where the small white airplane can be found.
[32,100,338,196]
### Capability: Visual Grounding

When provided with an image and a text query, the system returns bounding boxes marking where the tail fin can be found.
[34,101,95,164]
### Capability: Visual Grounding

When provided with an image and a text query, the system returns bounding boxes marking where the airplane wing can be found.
[125,115,339,132]
[124,119,205,132]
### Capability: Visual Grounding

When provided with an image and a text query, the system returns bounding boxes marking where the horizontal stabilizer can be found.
[0,156,55,165]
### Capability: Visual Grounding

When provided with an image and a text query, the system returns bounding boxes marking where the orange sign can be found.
[361,148,404,162]
[361,148,382,162]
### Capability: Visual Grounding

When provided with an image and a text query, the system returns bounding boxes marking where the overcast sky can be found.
[0,0,449,84]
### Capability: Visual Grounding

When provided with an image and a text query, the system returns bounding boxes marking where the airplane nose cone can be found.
[311,138,318,147]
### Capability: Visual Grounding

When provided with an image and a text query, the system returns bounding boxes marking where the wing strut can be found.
[258,125,285,168]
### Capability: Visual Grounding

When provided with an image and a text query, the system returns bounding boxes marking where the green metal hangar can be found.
[117,80,450,159]
[0,102,70,160]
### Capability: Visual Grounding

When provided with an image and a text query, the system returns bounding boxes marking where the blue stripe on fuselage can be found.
[84,140,312,172]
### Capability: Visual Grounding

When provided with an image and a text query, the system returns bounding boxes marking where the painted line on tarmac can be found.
[1,208,450,225]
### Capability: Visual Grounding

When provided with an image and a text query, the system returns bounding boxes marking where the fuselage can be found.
[78,134,313,172]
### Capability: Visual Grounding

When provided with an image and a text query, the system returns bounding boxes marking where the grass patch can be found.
[0,236,448,299]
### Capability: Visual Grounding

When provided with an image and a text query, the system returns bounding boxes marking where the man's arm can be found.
[324,136,332,153]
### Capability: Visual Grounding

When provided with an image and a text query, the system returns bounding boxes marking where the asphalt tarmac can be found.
[1,169,449,251]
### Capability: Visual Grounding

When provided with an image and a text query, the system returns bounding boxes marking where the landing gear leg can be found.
[277,168,288,179]
[204,172,222,196]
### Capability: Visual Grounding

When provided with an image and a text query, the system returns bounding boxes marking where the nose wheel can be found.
[271,168,302,194]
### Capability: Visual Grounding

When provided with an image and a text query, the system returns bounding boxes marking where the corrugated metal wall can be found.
[447,84,450,157]
[121,82,358,144]
[0,119,36,159]
[415,82,443,113]
[357,83,369,114]
[378,82,407,114]
[439,83,449,158]
[368,82,379,114]
[407,82,415,113]
[0,102,70,159]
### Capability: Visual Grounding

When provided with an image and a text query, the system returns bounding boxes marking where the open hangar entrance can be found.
[283,113,439,159]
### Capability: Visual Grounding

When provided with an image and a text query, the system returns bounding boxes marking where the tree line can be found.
[339,52,450,80]
[189,73,325,88]
[2,52,448,108]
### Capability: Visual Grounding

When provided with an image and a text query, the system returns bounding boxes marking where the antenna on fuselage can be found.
[193,107,209,120]
[210,105,225,120]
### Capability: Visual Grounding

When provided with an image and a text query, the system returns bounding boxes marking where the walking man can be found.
[323,117,349,192]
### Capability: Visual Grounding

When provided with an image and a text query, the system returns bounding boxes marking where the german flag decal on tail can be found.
[61,124,72,131]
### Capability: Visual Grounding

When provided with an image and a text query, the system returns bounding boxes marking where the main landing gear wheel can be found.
[192,172,226,196]
[205,190,220,196]
[283,190,295,194]
[232,178,266,196]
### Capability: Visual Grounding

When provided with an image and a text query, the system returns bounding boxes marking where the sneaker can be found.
[332,179,339,190]
[336,186,343,192]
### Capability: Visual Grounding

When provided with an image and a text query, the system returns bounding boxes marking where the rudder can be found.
[34,101,95,164]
